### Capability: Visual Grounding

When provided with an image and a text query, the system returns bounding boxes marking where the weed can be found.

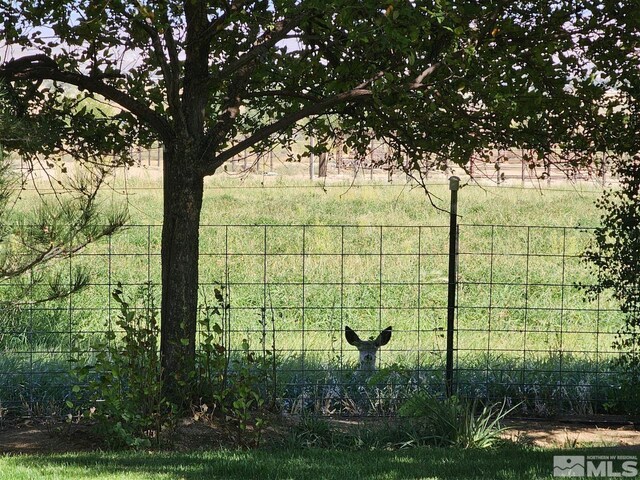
[287,414,336,448]
[398,391,514,448]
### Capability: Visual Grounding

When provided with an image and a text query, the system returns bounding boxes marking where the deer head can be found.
[345,326,392,371]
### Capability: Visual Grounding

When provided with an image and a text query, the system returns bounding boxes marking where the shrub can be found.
[193,284,270,443]
[584,155,640,414]
[72,283,175,448]
[398,392,513,448]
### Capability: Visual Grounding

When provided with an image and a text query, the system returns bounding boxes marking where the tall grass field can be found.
[0,176,626,416]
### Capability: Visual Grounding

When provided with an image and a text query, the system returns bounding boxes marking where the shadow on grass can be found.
[13,445,640,479]
[3,445,568,480]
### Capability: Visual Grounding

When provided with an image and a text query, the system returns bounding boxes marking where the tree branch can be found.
[157,5,187,130]
[199,0,248,41]
[0,54,173,142]
[182,0,210,138]
[200,87,372,176]
[215,16,302,82]
[126,3,183,127]
[243,90,322,102]
[201,15,305,162]
[409,63,442,89]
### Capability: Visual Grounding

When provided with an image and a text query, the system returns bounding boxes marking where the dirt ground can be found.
[0,421,102,454]
[502,418,640,450]
[0,416,639,454]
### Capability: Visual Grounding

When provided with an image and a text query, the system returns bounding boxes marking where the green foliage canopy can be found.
[1,1,637,170]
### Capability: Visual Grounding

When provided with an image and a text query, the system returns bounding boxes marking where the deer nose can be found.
[363,353,374,362]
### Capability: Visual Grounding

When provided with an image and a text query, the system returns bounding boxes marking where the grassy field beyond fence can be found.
[1,180,626,415]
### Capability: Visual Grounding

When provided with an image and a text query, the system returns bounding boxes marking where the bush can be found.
[584,155,640,414]
[192,284,270,444]
[398,392,513,448]
[72,283,175,448]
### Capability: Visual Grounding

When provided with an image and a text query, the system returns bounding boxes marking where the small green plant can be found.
[194,284,270,445]
[288,414,336,448]
[398,392,513,448]
[72,283,175,448]
[228,338,267,431]
[194,285,230,402]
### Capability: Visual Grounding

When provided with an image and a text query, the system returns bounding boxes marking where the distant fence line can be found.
[0,218,627,417]
[8,140,616,187]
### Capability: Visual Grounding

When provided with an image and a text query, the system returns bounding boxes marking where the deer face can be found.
[345,326,392,371]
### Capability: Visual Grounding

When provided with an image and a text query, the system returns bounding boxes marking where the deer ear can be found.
[345,326,361,346]
[374,326,392,347]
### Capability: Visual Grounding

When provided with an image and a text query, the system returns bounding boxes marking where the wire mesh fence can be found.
[0,221,626,417]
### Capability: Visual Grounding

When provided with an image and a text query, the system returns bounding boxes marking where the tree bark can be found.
[160,142,204,407]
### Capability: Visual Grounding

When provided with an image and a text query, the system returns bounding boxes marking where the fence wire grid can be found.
[0,222,627,417]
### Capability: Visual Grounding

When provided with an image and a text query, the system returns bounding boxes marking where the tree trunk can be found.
[160,143,204,408]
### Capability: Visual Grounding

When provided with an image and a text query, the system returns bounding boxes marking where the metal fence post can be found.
[446,176,460,397]
[309,136,315,180]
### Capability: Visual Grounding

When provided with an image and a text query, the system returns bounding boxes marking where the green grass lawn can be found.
[0,445,613,480]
